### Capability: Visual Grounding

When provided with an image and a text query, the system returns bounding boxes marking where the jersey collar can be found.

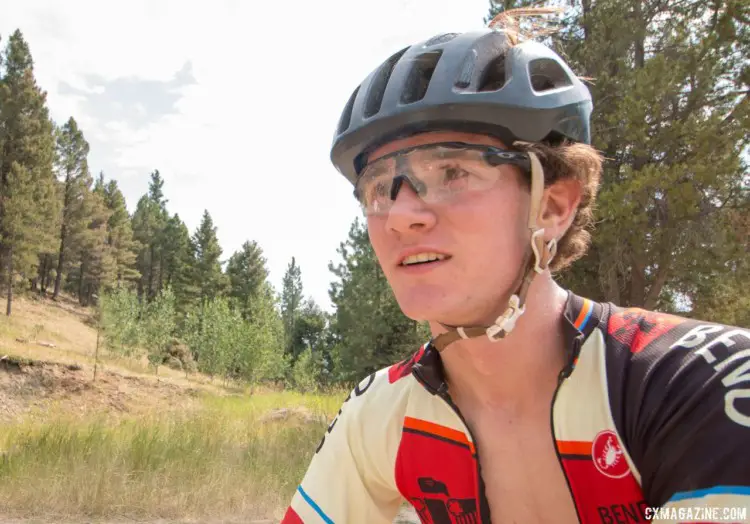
[412,290,604,394]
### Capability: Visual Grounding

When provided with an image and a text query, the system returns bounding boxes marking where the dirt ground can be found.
[0,294,236,424]
[0,355,208,424]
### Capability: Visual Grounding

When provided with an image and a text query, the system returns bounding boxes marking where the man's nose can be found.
[390,175,426,201]
[385,176,436,234]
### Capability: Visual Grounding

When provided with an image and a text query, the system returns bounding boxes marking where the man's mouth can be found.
[400,252,449,266]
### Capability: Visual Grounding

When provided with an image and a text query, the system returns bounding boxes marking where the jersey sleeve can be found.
[607,310,750,520]
[281,370,406,523]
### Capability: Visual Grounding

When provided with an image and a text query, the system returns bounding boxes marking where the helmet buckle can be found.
[486,294,525,341]
[531,228,557,274]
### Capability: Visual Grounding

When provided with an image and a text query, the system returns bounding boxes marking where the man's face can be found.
[364,131,531,327]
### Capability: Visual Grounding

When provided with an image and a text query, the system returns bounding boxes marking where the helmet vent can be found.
[477,54,507,92]
[364,47,409,118]
[400,50,443,104]
[455,49,476,89]
[337,85,360,134]
[528,58,573,92]
[423,33,459,47]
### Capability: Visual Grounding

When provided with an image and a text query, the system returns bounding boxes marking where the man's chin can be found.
[396,298,467,326]
[397,298,501,329]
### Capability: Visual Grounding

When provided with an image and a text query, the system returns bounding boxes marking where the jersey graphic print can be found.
[608,308,685,354]
[411,478,478,524]
[397,417,480,524]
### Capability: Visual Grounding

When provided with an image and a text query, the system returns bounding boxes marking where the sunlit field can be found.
[0,391,344,522]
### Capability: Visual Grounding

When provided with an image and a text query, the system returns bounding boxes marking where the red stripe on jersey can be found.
[280,506,304,524]
[389,345,426,383]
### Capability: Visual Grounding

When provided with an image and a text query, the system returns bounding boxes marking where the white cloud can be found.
[0,0,493,311]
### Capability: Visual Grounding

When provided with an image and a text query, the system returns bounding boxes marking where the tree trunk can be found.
[644,233,676,310]
[6,245,13,316]
[633,0,645,70]
[78,257,86,305]
[581,0,591,41]
[148,243,156,299]
[158,251,164,295]
[53,223,68,300]
[37,254,47,294]
[43,258,53,293]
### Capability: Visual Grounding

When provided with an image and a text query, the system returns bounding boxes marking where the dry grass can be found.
[0,295,420,523]
[0,392,343,522]
[0,294,351,522]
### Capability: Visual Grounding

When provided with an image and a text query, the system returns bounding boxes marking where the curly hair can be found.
[514,141,603,272]
[489,7,604,272]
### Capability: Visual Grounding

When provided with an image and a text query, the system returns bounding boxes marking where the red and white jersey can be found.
[282,292,750,523]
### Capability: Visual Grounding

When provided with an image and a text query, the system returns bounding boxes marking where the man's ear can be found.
[538,178,581,241]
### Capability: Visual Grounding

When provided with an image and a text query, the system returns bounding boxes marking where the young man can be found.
[282,20,750,524]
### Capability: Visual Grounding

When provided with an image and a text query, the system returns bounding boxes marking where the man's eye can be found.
[443,166,469,181]
[363,181,388,204]
[373,181,389,197]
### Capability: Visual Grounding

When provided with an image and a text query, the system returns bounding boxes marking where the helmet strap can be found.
[431,152,557,352]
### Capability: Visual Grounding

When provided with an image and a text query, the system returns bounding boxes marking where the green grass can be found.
[0,390,346,521]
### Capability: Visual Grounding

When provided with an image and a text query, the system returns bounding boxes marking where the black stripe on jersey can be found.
[559,453,592,461]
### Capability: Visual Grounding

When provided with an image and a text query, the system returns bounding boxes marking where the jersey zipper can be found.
[413,367,492,523]
[550,348,583,524]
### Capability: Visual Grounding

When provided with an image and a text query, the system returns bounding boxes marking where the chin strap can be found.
[431,151,558,352]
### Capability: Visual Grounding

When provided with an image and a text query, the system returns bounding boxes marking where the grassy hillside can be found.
[0,294,345,522]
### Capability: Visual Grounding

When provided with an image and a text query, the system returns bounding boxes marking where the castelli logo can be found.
[592,430,629,479]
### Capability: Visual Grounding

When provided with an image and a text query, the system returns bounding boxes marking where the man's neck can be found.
[431,274,571,412]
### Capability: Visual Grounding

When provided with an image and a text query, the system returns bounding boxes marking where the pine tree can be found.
[52,117,91,300]
[280,256,304,357]
[0,30,59,315]
[161,214,197,313]
[95,173,140,286]
[226,240,269,321]
[291,297,328,366]
[131,170,168,300]
[72,186,115,305]
[188,210,228,304]
[328,218,425,381]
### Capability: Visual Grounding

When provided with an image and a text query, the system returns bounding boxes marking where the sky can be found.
[0,0,493,312]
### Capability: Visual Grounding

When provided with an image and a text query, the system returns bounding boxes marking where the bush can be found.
[292,348,326,393]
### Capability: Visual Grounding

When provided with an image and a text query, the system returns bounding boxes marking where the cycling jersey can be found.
[281,292,750,523]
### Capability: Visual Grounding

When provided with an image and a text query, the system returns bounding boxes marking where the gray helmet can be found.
[330,29,593,184]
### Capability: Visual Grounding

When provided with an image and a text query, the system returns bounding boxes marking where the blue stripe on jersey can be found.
[298,485,334,524]
[576,298,594,331]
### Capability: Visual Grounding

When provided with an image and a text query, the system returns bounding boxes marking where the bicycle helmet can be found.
[331,28,592,183]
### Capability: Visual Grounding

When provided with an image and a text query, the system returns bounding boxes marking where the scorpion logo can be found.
[597,436,622,470]
[592,430,630,478]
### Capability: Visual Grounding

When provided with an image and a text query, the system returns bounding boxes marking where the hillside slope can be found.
[0,294,230,423]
